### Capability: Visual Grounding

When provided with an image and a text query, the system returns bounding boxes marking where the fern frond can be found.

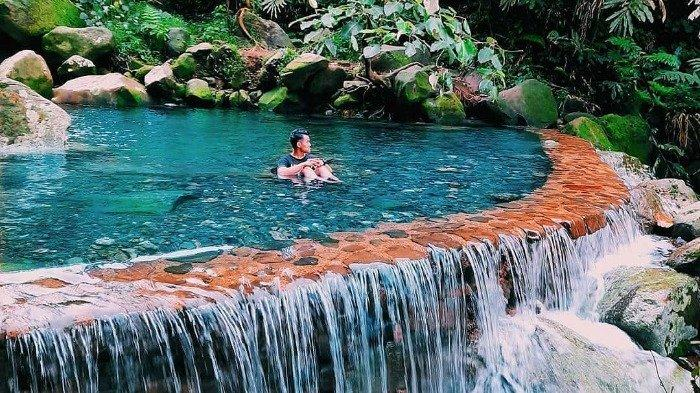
[260,0,289,17]
[654,70,700,86]
[644,52,681,69]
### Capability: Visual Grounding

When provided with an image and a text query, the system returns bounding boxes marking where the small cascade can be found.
[3,206,666,393]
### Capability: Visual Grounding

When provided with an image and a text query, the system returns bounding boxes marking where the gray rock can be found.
[144,63,177,99]
[185,42,214,59]
[239,11,292,49]
[280,53,328,91]
[42,26,114,63]
[394,64,434,104]
[56,55,96,82]
[0,77,69,151]
[185,78,214,107]
[630,178,698,231]
[52,73,150,107]
[166,27,189,55]
[0,50,53,98]
[666,238,700,276]
[671,201,700,241]
[597,266,699,356]
[598,151,653,190]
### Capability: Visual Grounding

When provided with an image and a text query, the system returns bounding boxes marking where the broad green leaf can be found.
[363,44,381,58]
[491,56,502,70]
[350,35,359,51]
[321,13,335,28]
[404,42,417,57]
[384,1,401,16]
[478,47,494,63]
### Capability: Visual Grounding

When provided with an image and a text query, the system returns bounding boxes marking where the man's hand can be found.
[306,158,324,168]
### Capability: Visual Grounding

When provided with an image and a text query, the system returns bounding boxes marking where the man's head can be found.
[290,128,311,153]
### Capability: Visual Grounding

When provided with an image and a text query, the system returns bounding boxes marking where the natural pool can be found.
[0,107,550,270]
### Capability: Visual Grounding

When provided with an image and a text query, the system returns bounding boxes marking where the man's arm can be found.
[277,162,309,177]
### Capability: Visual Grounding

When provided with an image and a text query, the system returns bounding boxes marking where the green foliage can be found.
[296,0,500,71]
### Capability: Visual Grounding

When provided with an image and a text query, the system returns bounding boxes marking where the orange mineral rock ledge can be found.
[0,130,629,336]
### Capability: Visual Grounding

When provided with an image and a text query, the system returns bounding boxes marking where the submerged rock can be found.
[0,0,84,43]
[42,26,114,63]
[495,79,557,128]
[0,50,53,98]
[0,78,70,150]
[563,117,612,150]
[597,266,699,356]
[56,55,96,82]
[53,73,150,107]
[666,238,700,276]
[422,92,466,125]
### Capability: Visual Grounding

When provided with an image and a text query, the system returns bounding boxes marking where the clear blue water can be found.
[0,108,550,270]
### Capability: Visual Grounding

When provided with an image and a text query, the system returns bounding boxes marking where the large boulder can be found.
[239,11,292,49]
[229,89,253,109]
[306,64,347,102]
[370,45,429,72]
[144,63,177,99]
[422,92,466,125]
[165,27,189,55]
[598,114,651,163]
[597,266,699,356]
[563,117,613,150]
[258,86,288,111]
[666,238,700,276]
[53,73,150,107]
[598,151,653,190]
[0,78,69,150]
[630,178,698,230]
[42,26,114,63]
[0,0,84,43]
[393,65,433,105]
[495,79,557,128]
[0,50,53,98]
[171,53,196,80]
[56,55,96,82]
[184,78,214,107]
[280,53,328,92]
[671,201,700,241]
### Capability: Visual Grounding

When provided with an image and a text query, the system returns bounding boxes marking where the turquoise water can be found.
[0,108,550,270]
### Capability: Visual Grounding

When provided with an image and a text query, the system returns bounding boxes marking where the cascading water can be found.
[1,207,689,392]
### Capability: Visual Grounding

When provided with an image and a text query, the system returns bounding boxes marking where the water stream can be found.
[1,206,692,392]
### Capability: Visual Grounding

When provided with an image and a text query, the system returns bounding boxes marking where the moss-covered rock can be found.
[333,93,358,109]
[563,117,613,150]
[0,50,53,98]
[394,65,433,104]
[280,53,328,91]
[0,0,84,43]
[229,89,252,109]
[598,114,651,163]
[495,79,557,127]
[52,73,150,107]
[42,26,114,63]
[306,64,347,102]
[56,55,96,83]
[563,111,596,123]
[171,53,196,80]
[258,86,288,111]
[597,266,699,357]
[134,65,155,83]
[185,78,214,107]
[422,92,466,125]
[165,27,189,55]
[144,63,177,100]
[372,50,411,73]
[0,77,70,149]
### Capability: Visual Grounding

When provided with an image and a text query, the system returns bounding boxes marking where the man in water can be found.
[276,128,341,183]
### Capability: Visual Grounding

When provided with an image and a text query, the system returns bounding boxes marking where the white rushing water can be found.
[1,207,693,392]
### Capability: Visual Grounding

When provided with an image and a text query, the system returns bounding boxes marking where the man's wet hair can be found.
[290,128,309,148]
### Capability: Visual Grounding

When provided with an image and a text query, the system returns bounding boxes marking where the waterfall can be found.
[2,207,654,393]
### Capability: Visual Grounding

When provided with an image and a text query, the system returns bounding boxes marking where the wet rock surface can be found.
[597,266,699,356]
[52,73,150,107]
[666,238,700,276]
[0,50,53,97]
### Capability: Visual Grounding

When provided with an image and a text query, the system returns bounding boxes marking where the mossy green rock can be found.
[185,78,214,107]
[372,50,411,73]
[0,0,84,43]
[496,79,557,127]
[306,64,346,101]
[597,266,699,357]
[229,90,252,109]
[0,50,53,98]
[599,114,651,163]
[258,86,288,111]
[333,93,358,109]
[280,53,328,91]
[171,53,196,80]
[563,117,613,150]
[563,111,596,123]
[42,26,114,63]
[134,65,155,83]
[394,65,433,104]
[422,93,466,125]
